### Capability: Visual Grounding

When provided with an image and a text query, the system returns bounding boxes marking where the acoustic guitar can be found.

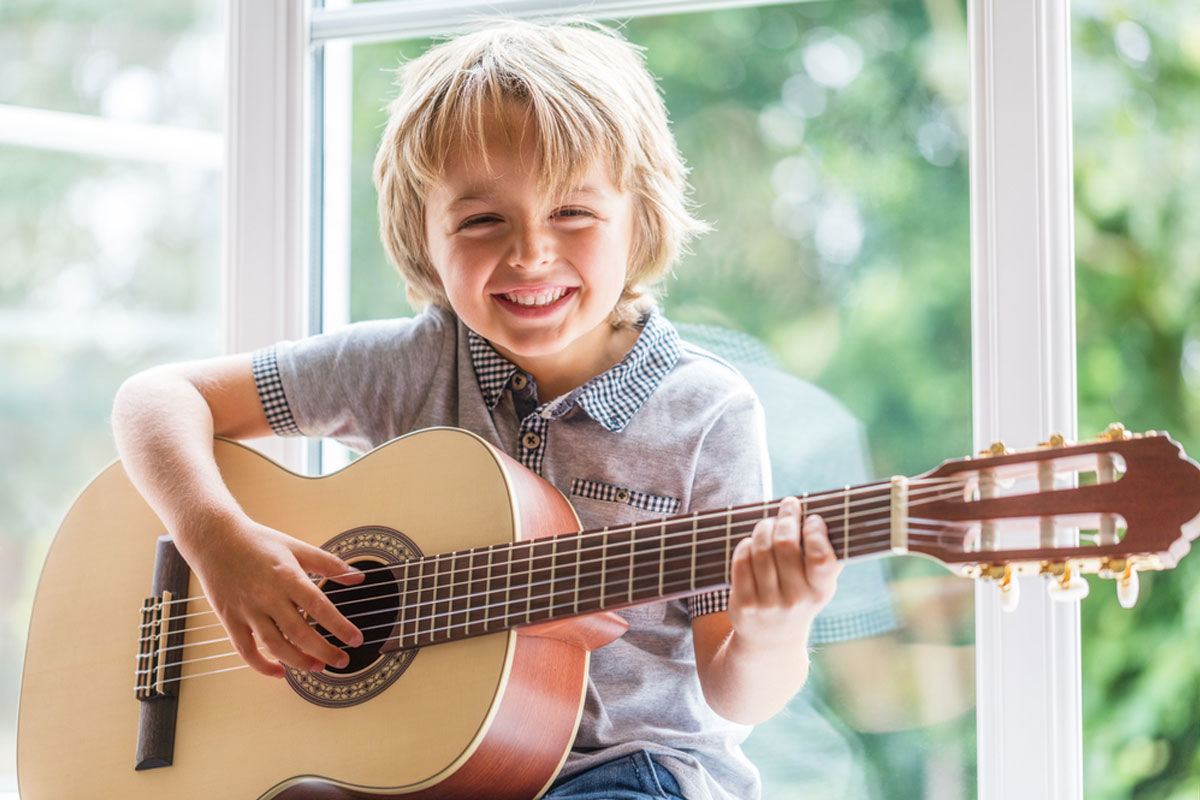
[17,424,1200,799]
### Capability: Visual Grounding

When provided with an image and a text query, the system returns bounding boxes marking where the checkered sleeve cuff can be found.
[686,588,730,619]
[251,346,302,436]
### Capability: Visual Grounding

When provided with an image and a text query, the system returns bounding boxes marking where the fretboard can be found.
[385,482,897,650]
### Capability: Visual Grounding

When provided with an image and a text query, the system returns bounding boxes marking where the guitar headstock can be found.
[901,424,1200,609]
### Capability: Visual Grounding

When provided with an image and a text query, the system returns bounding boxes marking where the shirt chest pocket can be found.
[568,478,681,519]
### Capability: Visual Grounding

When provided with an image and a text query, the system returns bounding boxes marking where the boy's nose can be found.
[507,224,555,269]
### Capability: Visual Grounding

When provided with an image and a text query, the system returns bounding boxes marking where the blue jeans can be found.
[543,750,687,800]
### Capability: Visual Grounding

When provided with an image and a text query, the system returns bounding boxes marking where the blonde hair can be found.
[373,19,709,325]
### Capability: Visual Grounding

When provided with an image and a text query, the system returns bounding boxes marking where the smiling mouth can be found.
[495,287,574,308]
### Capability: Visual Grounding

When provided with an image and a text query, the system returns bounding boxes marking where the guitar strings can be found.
[136,508,958,685]
[143,519,953,663]
[134,480,965,667]
[153,477,967,623]
[136,481,965,657]
[138,481,963,658]
[138,520,954,689]
[142,514,958,660]
[150,476,962,614]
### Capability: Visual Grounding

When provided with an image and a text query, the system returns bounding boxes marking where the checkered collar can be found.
[467,309,681,432]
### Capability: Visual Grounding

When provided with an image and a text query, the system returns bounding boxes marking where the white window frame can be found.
[223,0,1083,795]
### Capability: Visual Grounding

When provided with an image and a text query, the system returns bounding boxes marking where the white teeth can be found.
[502,288,568,307]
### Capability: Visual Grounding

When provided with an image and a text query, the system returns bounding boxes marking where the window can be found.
[0,1,224,793]
[326,3,976,796]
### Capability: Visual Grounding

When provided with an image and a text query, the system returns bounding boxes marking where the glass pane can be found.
[335,2,974,796]
[0,0,222,128]
[1072,3,1200,799]
[1,5,223,792]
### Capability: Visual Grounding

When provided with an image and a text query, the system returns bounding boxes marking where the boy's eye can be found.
[555,207,593,220]
[458,214,501,229]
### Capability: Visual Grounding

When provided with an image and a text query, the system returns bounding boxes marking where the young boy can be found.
[112,20,838,800]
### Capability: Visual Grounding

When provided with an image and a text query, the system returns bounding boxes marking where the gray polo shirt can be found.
[253,305,771,800]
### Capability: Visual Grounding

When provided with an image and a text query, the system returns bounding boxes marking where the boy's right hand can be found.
[183,513,365,679]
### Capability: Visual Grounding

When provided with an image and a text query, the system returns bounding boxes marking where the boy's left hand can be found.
[728,496,839,648]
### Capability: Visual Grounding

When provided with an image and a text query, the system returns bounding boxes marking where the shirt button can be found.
[615,489,631,503]
[521,432,541,450]
[511,373,528,391]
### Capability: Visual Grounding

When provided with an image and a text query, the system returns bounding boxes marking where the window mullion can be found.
[223,0,312,468]
[968,0,1081,797]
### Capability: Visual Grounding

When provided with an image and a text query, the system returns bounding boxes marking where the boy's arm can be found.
[112,355,364,678]
[691,498,839,725]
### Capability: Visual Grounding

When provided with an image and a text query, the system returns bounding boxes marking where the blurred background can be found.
[2,0,1197,797]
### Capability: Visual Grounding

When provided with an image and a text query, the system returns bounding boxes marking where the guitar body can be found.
[19,428,592,799]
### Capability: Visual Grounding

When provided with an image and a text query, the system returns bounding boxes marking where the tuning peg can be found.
[1096,422,1131,442]
[998,567,1020,613]
[1116,565,1140,609]
[980,441,1012,457]
[1038,433,1068,448]
[1045,563,1090,602]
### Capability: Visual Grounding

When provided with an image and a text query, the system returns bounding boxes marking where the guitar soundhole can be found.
[317,558,397,675]
[285,525,420,708]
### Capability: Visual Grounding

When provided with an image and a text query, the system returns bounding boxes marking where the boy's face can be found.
[424,108,636,379]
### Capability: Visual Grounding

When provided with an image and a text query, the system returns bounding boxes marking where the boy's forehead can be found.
[432,160,620,208]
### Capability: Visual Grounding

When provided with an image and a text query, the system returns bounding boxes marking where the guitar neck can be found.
[387,481,899,650]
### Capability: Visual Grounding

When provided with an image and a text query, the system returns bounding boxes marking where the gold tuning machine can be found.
[1096,422,1131,442]
[1099,558,1140,608]
[1038,433,1068,448]
[966,564,1020,612]
[1043,562,1090,602]
[980,441,1012,457]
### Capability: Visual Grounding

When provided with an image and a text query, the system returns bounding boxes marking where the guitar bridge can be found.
[133,535,191,771]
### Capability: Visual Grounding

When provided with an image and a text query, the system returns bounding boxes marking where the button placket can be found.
[517,415,549,472]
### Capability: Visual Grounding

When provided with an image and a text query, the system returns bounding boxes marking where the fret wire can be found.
[525,538,534,624]
[444,552,455,642]
[657,520,666,599]
[599,526,609,609]
[724,506,732,584]
[689,515,698,592]
[842,485,850,559]
[627,527,636,604]
[573,534,582,615]
[463,550,474,636]
[549,537,558,618]
[505,541,514,634]
[419,557,431,645]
